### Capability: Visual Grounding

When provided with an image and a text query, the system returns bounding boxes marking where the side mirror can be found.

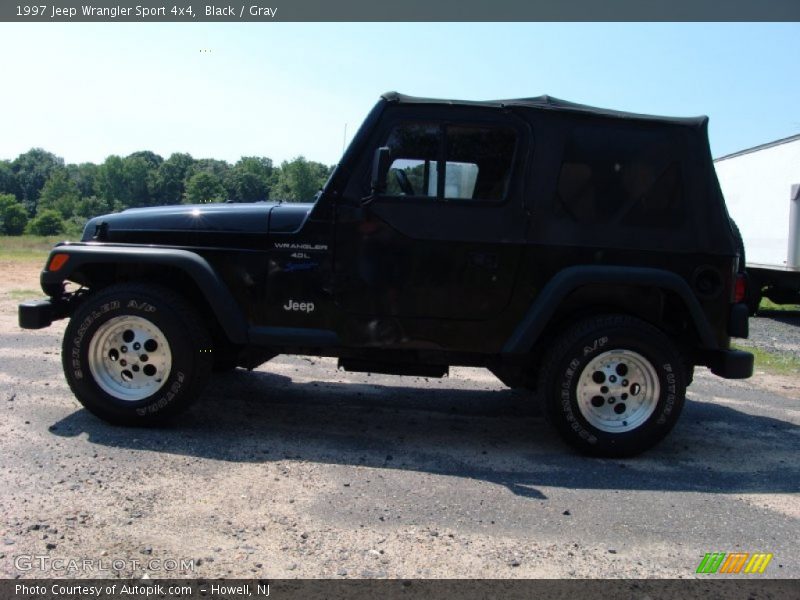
[370,146,391,195]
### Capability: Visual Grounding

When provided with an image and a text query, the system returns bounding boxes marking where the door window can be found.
[381,122,516,202]
[384,123,439,198]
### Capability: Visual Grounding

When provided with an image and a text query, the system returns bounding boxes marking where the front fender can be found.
[40,243,249,344]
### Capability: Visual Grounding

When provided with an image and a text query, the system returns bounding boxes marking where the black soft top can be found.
[382,91,708,128]
[376,91,733,257]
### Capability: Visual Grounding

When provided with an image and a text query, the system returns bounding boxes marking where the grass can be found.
[0,235,63,261]
[734,344,800,376]
[757,297,800,312]
[6,289,41,299]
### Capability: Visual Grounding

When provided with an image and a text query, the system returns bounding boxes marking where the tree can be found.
[11,148,64,214]
[0,161,18,197]
[226,156,273,202]
[127,150,163,170]
[122,155,154,207]
[0,193,28,235]
[188,159,231,202]
[0,193,16,213]
[38,170,81,218]
[26,208,64,235]
[74,195,113,219]
[190,158,230,180]
[184,171,226,204]
[94,155,129,207]
[151,153,194,205]
[67,162,99,198]
[0,149,335,214]
[1,203,28,235]
[272,157,331,202]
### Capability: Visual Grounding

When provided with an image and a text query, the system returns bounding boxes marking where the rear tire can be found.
[62,283,213,425]
[538,314,686,457]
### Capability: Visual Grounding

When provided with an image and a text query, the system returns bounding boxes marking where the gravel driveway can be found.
[747,309,800,354]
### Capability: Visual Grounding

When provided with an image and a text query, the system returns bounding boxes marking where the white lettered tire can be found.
[538,314,687,457]
[62,283,213,425]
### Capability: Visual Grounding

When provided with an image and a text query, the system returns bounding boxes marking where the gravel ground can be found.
[746,310,800,354]
[0,261,798,579]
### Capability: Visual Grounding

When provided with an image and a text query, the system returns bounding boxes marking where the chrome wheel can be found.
[576,349,660,433]
[87,315,172,402]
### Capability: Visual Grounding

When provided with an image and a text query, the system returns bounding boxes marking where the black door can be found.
[334,109,529,324]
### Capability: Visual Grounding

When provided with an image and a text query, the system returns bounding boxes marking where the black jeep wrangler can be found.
[19,92,753,457]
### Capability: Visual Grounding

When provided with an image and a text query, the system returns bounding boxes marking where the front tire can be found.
[62,283,213,425]
[539,314,687,457]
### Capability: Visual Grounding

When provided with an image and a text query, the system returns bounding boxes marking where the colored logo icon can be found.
[696,552,773,574]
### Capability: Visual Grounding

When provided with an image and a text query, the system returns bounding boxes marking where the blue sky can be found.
[1,22,798,165]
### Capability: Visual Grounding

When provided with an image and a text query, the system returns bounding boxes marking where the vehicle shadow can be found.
[49,367,800,500]
[757,309,800,326]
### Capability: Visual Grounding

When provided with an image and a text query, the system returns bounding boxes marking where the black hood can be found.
[82,202,314,241]
[268,202,314,234]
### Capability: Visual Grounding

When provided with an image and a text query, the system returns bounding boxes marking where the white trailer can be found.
[714,134,800,312]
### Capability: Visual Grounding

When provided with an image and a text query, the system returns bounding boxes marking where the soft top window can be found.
[556,124,686,227]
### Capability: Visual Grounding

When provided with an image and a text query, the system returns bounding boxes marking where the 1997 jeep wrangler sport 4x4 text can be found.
[19,92,754,457]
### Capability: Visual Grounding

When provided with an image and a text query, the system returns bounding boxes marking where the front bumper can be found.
[707,348,754,379]
[18,295,75,330]
[19,299,54,329]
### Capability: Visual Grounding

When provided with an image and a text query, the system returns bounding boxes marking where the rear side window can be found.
[382,122,516,202]
[556,125,686,226]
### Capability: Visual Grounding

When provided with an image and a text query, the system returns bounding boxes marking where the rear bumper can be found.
[706,348,754,379]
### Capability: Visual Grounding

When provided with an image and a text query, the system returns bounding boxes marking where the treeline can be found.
[0,148,333,236]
